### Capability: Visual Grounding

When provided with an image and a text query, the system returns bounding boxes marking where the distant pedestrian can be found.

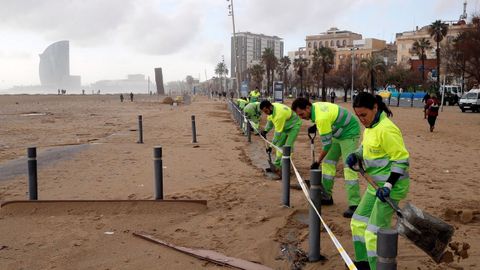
[120,94,124,102]
[426,94,440,132]
[130,92,134,102]
[422,93,431,119]
[330,91,336,103]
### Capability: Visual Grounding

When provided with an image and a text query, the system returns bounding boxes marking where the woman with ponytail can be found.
[346,92,410,270]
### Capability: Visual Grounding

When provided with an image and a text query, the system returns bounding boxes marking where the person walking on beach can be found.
[130,92,134,102]
[120,94,124,102]
[346,92,410,270]
[291,97,361,218]
[422,92,431,119]
[260,100,302,176]
[426,94,440,132]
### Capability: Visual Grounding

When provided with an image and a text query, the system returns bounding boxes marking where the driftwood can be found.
[133,232,273,270]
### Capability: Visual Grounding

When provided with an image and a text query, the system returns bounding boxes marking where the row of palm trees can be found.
[213,20,449,97]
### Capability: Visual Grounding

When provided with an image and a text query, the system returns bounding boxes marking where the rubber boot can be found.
[342,205,358,218]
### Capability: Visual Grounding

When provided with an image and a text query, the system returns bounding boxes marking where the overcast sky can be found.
[0,0,478,90]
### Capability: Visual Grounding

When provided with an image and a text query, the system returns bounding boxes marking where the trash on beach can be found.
[104,231,114,235]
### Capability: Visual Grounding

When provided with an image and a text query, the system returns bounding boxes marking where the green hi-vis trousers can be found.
[273,123,302,168]
[350,190,397,270]
[321,137,361,206]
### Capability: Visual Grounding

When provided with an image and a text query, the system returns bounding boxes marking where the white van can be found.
[458,89,480,112]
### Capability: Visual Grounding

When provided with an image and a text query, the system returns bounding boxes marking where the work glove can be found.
[345,153,358,170]
[266,147,272,154]
[308,124,317,135]
[260,130,268,139]
[376,183,392,203]
[310,161,320,170]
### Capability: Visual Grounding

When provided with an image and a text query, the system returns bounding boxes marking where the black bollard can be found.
[137,115,144,144]
[282,146,291,207]
[309,169,323,261]
[153,146,163,200]
[191,115,197,143]
[247,120,252,143]
[377,228,398,270]
[27,147,38,200]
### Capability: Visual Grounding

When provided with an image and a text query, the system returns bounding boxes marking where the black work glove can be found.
[346,153,358,170]
[266,147,272,154]
[310,161,320,169]
[308,124,317,134]
[260,130,268,138]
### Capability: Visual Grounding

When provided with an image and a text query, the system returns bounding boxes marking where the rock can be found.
[460,210,473,224]
[162,97,174,105]
[445,208,458,221]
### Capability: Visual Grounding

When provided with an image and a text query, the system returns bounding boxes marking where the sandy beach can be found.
[0,94,479,269]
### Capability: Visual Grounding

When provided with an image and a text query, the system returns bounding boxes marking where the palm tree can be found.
[293,57,309,96]
[411,38,433,81]
[261,48,278,96]
[248,64,265,90]
[311,47,335,101]
[428,20,448,90]
[360,56,385,94]
[215,62,228,93]
[277,56,291,90]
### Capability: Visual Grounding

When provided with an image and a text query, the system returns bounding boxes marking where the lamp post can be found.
[227,0,241,98]
[350,47,360,101]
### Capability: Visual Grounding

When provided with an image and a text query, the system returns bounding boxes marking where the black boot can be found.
[321,196,334,205]
[343,205,358,218]
[354,261,371,270]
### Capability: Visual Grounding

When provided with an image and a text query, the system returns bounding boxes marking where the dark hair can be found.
[259,100,272,110]
[353,92,393,117]
[291,97,312,111]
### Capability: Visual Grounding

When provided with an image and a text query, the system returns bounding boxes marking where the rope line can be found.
[228,100,357,270]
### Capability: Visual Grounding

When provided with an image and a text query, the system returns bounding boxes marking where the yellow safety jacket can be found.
[249,90,260,103]
[311,102,360,151]
[264,103,301,144]
[356,112,410,199]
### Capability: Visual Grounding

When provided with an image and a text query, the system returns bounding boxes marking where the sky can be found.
[0,0,479,91]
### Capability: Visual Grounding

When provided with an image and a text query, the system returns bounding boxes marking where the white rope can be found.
[229,99,357,270]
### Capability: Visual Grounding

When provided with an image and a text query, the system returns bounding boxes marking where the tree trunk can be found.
[370,71,375,94]
[421,56,425,81]
[436,43,441,91]
[344,88,348,102]
[321,71,327,101]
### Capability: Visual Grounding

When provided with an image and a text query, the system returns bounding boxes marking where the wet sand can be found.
[0,94,479,269]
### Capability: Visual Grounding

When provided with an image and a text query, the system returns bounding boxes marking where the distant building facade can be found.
[335,38,387,70]
[91,74,154,93]
[231,32,284,82]
[39,40,81,89]
[305,27,362,59]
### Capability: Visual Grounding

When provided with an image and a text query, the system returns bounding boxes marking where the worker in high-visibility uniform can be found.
[249,87,261,103]
[236,98,248,110]
[260,100,302,172]
[243,101,261,134]
[291,97,361,218]
[346,92,410,270]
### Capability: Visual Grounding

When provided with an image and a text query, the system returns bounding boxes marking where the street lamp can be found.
[350,47,360,101]
[227,0,240,98]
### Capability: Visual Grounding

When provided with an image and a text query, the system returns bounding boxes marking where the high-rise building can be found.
[39,40,81,89]
[154,68,165,95]
[231,32,284,82]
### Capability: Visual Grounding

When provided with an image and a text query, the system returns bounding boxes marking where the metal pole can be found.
[377,228,398,270]
[27,147,38,200]
[351,49,354,101]
[247,119,252,143]
[282,146,291,207]
[191,115,197,143]
[153,146,163,200]
[137,115,144,144]
[309,169,323,261]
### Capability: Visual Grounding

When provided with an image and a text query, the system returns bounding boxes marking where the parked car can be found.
[458,89,480,112]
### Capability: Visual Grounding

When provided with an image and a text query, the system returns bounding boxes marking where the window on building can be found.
[308,42,311,48]
[361,54,364,58]
[314,41,317,48]
[343,40,347,46]
[336,40,340,47]
[319,41,323,47]
[308,51,311,55]
[330,40,334,46]
[325,42,329,47]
